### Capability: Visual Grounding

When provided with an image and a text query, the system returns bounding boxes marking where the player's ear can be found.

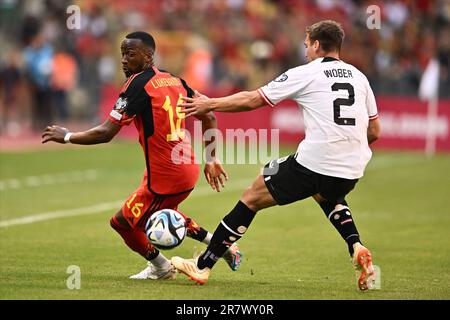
[313,39,320,52]
[145,49,154,66]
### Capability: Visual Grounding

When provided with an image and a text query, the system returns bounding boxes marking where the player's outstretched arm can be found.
[41,119,122,145]
[178,90,266,117]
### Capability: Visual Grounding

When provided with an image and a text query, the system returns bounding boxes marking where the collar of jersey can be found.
[322,57,340,63]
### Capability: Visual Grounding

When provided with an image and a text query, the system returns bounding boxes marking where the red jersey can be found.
[109,67,199,195]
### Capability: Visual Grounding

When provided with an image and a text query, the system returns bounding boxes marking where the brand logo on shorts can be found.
[276,156,288,164]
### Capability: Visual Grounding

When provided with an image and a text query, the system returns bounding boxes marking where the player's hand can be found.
[41,125,69,144]
[204,158,228,192]
[178,90,212,117]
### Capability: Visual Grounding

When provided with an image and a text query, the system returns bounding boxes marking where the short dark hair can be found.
[125,31,156,52]
[306,20,345,53]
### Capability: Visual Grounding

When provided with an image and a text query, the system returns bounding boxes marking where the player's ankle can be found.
[352,242,363,252]
[150,252,171,269]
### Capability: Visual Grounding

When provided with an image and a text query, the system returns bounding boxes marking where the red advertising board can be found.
[214,97,450,152]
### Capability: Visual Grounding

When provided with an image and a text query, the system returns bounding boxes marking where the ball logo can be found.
[145,209,187,250]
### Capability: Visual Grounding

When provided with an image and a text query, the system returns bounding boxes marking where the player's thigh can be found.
[318,175,359,205]
[262,155,318,206]
[121,185,157,230]
[133,190,194,227]
[161,191,191,212]
[241,175,277,212]
[113,209,130,228]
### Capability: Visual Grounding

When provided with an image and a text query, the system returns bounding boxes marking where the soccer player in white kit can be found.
[172,20,381,291]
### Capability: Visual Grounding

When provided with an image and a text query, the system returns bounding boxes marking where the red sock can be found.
[110,216,159,260]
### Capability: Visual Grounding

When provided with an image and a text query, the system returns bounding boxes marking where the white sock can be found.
[202,232,213,245]
[149,252,171,269]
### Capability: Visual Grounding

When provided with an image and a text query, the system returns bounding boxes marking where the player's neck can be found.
[320,51,340,60]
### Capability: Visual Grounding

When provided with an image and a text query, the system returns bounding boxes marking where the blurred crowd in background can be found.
[0,0,449,136]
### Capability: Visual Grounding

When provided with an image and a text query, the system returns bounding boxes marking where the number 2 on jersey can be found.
[331,82,355,126]
[162,94,185,141]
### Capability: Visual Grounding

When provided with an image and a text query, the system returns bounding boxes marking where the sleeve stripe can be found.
[369,114,379,120]
[257,88,275,107]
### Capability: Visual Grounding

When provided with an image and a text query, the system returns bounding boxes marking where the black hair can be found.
[125,31,156,52]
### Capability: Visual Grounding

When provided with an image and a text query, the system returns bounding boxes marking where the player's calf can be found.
[183,215,209,243]
[197,201,256,270]
[317,200,361,256]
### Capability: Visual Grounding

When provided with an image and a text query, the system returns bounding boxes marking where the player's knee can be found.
[110,214,130,232]
[110,216,120,231]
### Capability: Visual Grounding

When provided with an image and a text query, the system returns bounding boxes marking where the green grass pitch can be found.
[1,141,449,299]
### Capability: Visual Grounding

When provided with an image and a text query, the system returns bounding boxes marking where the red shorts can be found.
[121,177,192,231]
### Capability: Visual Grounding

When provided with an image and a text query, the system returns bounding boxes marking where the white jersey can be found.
[258,57,379,179]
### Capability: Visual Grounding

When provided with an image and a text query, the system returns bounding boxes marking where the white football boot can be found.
[129,262,177,280]
[171,256,210,285]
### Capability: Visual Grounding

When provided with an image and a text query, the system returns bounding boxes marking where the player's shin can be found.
[181,214,209,243]
[318,201,361,256]
[197,201,255,269]
[110,215,165,263]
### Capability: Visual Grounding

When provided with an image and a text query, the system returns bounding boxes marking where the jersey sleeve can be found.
[258,66,309,107]
[365,80,379,121]
[109,74,151,126]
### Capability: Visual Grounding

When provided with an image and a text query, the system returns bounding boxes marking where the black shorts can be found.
[263,155,358,206]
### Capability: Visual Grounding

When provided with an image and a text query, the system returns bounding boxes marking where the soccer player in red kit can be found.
[42,32,241,280]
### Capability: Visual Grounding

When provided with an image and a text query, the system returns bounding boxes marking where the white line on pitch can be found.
[0,169,99,191]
